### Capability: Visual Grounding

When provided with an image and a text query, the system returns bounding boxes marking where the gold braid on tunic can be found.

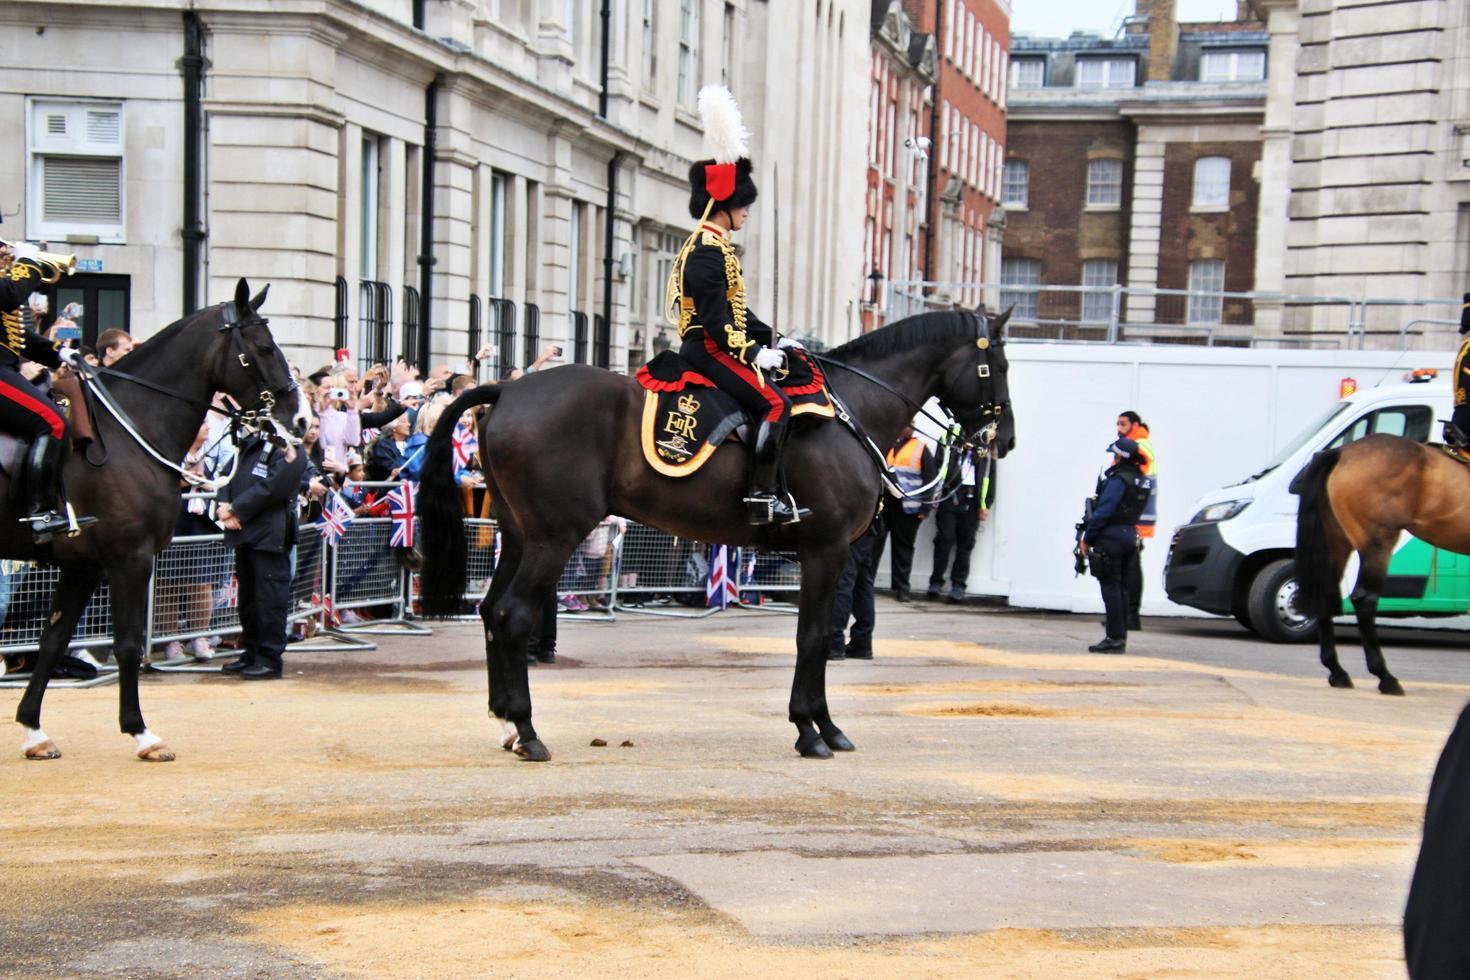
[2,260,37,358]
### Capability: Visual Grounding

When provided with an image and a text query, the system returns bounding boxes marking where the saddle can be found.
[0,374,96,480]
[634,348,835,477]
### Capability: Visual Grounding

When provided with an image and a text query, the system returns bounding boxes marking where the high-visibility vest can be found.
[1130,425,1158,537]
[886,437,926,514]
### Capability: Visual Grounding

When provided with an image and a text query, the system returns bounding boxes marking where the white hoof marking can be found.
[134,730,164,753]
[22,727,50,752]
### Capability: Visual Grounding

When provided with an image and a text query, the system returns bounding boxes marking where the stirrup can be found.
[22,502,97,543]
[744,493,777,525]
[1443,444,1470,466]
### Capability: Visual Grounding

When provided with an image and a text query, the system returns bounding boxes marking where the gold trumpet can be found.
[0,239,77,283]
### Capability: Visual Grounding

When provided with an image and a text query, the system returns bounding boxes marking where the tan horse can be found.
[1292,433,1470,694]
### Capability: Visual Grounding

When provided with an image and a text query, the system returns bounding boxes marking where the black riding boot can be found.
[22,435,96,543]
[745,420,810,526]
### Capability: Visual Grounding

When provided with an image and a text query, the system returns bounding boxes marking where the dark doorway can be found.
[45,273,130,348]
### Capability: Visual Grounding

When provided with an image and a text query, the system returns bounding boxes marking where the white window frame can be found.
[1003,159,1028,207]
[1081,259,1117,322]
[721,2,736,86]
[1086,158,1124,208]
[360,134,381,280]
[1187,260,1227,324]
[677,0,701,108]
[26,98,126,244]
[1076,58,1136,89]
[1000,256,1041,321]
[488,171,507,297]
[643,0,658,87]
[1200,49,1266,83]
[1192,156,1232,210]
[945,0,956,62]
[1010,58,1044,89]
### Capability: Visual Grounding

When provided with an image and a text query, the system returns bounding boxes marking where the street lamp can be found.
[652,327,672,355]
[867,268,885,305]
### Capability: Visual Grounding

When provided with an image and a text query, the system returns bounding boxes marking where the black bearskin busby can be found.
[688,157,758,220]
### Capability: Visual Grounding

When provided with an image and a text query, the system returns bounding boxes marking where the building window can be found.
[1002,160,1029,207]
[1086,158,1123,207]
[1076,58,1136,89]
[488,172,506,297]
[27,99,125,243]
[945,0,956,61]
[1192,156,1231,208]
[1200,49,1266,82]
[1187,260,1226,324]
[677,0,701,108]
[359,133,380,279]
[1081,259,1117,322]
[1000,257,1041,321]
[721,2,736,85]
[643,0,658,86]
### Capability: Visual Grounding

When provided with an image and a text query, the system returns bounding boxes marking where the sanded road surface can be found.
[3,601,1467,977]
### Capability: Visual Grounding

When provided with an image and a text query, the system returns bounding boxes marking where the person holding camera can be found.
[1078,437,1153,654]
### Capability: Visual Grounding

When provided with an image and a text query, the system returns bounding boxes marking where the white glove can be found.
[776,336,804,350]
[8,240,40,263]
[58,347,83,367]
[754,347,785,371]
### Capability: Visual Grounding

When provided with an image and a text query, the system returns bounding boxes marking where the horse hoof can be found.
[1379,680,1406,697]
[24,741,60,760]
[514,739,551,762]
[795,733,834,759]
[1328,673,1354,689]
[500,733,517,752]
[137,743,176,762]
[821,730,856,752]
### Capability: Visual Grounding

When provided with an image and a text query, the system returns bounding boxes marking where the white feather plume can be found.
[697,85,749,164]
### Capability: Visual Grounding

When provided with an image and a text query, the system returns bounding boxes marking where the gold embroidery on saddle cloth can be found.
[641,390,721,478]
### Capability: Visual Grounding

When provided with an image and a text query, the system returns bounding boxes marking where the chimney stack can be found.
[1134,0,1178,83]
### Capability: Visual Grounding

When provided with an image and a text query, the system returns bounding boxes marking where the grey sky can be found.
[1010,0,1243,37]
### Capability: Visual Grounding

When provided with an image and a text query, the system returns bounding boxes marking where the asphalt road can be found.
[2,599,1464,978]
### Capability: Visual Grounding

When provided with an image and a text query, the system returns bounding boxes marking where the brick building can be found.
[862,2,937,330]
[883,0,1008,313]
[1003,0,1267,339]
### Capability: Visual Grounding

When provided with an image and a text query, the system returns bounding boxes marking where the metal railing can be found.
[358,280,394,369]
[488,297,516,382]
[571,310,589,364]
[467,294,482,375]
[333,276,349,352]
[523,302,541,369]
[401,285,423,375]
[884,279,1466,350]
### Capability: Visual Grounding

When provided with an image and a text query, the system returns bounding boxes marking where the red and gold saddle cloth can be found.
[634,348,835,477]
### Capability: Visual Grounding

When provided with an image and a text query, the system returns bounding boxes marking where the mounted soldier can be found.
[666,85,807,525]
[0,239,95,541]
[1445,292,1470,462]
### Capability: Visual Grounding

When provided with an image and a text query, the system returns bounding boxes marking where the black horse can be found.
[418,309,1015,761]
[6,278,307,761]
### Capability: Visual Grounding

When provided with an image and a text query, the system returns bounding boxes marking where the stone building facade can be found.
[1253,0,1470,346]
[1003,0,1267,336]
[1,0,870,374]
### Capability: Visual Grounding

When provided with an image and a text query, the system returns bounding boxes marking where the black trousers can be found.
[1124,538,1145,621]
[236,546,291,670]
[1405,701,1470,978]
[1091,526,1139,641]
[831,519,882,655]
[929,499,980,593]
[886,508,923,595]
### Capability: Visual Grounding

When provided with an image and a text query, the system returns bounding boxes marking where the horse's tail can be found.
[419,384,502,618]
[1290,448,1343,621]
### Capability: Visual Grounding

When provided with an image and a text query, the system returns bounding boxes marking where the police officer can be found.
[1080,437,1153,653]
[1444,293,1470,461]
[217,430,308,679]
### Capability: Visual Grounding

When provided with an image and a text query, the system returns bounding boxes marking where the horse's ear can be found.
[993,306,1013,336]
[234,278,250,310]
[250,284,270,312]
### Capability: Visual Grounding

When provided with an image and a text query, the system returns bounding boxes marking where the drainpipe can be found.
[599,0,615,368]
[922,0,944,285]
[418,74,441,377]
[181,12,206,315]
[602,153,621,369]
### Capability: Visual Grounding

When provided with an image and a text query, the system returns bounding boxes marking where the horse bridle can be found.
[216,301,301,433]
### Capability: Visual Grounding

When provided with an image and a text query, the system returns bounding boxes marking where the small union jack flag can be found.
[705,544,738,609]
[217,575,239,609]
[387,483,415,549]
[318,491,355,544]
[452,418,478,469]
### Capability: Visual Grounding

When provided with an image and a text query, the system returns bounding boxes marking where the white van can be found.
[1164,373,1466,642]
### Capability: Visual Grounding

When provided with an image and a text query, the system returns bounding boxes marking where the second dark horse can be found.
[418,309,1016,761]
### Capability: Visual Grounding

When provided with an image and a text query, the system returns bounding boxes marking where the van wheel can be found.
[1247,558,1318,644]
[1231,591,1255,634]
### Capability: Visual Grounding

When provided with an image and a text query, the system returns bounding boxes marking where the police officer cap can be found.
[1108,437,1139,459]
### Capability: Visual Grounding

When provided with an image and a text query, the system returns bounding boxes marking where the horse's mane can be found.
[826,310,977,364]
[109,303,225,370]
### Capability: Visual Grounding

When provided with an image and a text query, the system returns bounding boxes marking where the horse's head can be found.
[937,307,1016,459]
[203,278,312,441]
